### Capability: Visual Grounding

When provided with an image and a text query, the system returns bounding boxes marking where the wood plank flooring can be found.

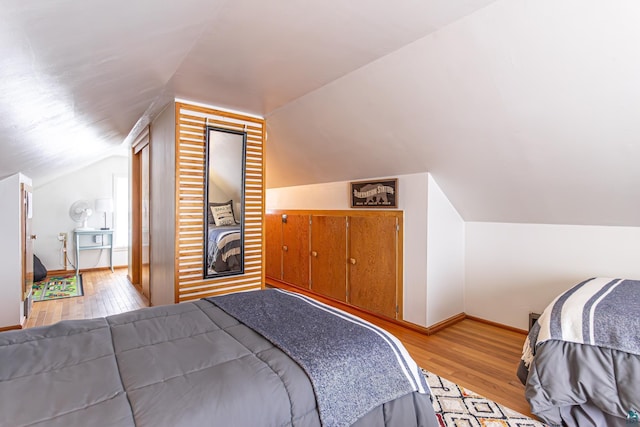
[25,268,148,328]
[24,270,533,418]
[404,319,531,417]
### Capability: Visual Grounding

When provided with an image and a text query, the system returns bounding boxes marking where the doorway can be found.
[130,128,150,301]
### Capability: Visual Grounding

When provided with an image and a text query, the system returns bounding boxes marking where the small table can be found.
[74,229,114,276]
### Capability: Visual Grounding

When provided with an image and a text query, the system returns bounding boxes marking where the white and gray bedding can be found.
[0,291,437,427]
[518,278,640,427]
[207,225,241,273]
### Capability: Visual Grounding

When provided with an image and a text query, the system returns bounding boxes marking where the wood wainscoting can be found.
[174,103,265,301]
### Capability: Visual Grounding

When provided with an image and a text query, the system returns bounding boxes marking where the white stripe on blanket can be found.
[587,280,622,344]
[538,277,622,345]
[523,277,634,367]
[208,289,429,427]
[282,290,429,395]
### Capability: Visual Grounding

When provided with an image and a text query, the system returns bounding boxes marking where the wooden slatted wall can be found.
[175,102,265,301]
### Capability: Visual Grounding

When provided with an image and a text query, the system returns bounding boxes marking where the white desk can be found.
[74,229,114,276]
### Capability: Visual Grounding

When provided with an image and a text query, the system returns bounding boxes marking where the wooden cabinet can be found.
[266,210,402,319]
[266,213,309,288]
[282,214,309,288]
[348,215,398,318]
[310,215,347,301]
[265,213,282,280]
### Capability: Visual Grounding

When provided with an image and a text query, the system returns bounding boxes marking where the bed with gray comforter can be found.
[0,289,437,427]
[517,278,640,427]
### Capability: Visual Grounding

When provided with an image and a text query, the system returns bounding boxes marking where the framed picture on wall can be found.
[350,178,397,208]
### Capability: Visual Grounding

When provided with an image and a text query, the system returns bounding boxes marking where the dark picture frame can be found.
[350,178,398,208]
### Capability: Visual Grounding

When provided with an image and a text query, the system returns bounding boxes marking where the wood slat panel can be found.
[175,102,264,301]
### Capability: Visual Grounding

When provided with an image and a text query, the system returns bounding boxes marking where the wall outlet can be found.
[94,235,103,245]
[57,233,66,241]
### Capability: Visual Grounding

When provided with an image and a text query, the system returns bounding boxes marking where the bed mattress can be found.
[0,296,436,427]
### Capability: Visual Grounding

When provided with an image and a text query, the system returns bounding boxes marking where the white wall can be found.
[267,180,352,211]
[267,172,465,327]
[266,0,640,229]
[149,103,176,306]
[400,174,428,326]
[465,222,640,330]
[32,156,128,272]
[270,175,640,331]
[426,174,465,326]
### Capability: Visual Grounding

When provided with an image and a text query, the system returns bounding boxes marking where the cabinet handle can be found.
[349,258,356,265]
[283,245,288,252]
[30,235,37,240]
[311,251,318,257]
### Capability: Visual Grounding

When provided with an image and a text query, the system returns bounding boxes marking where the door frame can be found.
[21,183,34,304]
[130,127,150,296]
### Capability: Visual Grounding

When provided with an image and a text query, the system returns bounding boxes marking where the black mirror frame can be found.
[203,126,247,279]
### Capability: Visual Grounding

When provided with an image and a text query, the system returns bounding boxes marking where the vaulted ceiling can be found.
[2,0,639,226]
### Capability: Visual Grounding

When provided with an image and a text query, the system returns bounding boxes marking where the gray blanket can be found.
[523,340,640,426]
[522,277,640,368]
[518,277,640,426]
[208,289,429,427]
[0,298,436,427]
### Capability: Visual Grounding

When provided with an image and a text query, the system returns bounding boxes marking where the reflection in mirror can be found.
[204,126,246,278]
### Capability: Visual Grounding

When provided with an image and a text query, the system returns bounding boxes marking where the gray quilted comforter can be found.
[518,278,640,426]
[0,299,436,427]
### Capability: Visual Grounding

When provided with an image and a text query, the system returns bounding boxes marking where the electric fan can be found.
[69,200,93,230]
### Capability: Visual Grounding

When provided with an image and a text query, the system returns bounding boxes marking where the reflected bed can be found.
[207,224,241,274]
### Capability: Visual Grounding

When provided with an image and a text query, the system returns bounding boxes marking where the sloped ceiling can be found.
[266,0,640,226]
[1,0,639,226]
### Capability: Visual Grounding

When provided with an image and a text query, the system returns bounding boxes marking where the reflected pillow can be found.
[208,200,232,224]
[209,200,235,226]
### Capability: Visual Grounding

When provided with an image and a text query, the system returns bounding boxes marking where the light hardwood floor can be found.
[395,318,532,417]
[25,268,148,328]
[24,269,533,418]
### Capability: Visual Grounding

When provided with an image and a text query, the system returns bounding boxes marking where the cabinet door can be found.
[348,216,398,318]
[282,214,310,288]
[265,213,282,280]
[310,215,347,301]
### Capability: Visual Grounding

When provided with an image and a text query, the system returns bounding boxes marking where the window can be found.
[113,174,129,248]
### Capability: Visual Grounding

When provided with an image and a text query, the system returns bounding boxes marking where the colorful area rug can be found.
[32,273,83,301]
[422,369,547,426]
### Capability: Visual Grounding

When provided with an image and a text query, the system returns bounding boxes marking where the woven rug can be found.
[422,369,548,427]
[32,273,83,301]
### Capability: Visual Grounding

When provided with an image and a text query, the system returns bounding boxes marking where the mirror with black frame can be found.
[204,126,246,278]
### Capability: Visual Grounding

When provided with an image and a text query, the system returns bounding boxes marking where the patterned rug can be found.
[422,369,548,427]
[32,273,83,301]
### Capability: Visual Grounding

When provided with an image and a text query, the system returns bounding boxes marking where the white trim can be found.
[174,98,264,119]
